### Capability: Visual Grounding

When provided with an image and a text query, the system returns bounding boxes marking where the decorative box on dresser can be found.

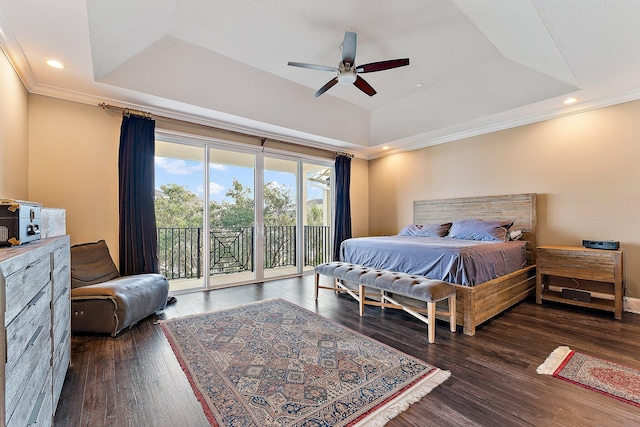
[0,236,71,426]
[536,245,624,319]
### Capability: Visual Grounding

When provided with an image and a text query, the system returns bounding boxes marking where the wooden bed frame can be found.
[413,193,537,335]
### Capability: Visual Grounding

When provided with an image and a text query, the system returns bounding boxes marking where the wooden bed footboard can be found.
[452,265,536,335]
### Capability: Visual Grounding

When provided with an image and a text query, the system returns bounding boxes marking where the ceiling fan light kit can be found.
[288,31,409,97]
[338,70,357,85]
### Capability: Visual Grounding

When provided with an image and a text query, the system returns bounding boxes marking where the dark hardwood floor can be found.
[54,275,640,426]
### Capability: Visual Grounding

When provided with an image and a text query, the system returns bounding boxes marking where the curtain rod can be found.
[98,102,351,158]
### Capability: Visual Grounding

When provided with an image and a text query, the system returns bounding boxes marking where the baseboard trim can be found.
[624,297,640,314]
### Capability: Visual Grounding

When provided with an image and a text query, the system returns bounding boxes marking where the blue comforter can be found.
[339,236,526,287]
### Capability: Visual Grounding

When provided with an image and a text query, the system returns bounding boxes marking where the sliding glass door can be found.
[155,141,206,292]
[303,162,332,271]
[155,136,333,291]
[263,157,298,279]
[209,148,256,286]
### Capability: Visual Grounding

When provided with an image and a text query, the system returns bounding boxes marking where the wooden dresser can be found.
[0,236,71,426]
[536,245,624,319]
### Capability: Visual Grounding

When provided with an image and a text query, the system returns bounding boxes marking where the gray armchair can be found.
[70,240,169,336]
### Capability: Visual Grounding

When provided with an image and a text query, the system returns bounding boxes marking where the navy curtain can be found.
[332,154,352,261]
[118,114,159,275]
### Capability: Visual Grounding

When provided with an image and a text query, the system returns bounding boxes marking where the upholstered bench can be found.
[314,261,456,343]
[70,240,169,336]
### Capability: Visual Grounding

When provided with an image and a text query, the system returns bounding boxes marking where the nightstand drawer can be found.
[537,248,618,281]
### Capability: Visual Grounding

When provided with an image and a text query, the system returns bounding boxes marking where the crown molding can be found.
[364,88,640,160]
[28,83,370,159]
[29,80,640,162]
[24,79,640,163]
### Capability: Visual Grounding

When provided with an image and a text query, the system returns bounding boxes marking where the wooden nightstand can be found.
[536,245,624,319]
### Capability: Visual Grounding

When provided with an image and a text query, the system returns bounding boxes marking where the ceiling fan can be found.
[288,31,410,97]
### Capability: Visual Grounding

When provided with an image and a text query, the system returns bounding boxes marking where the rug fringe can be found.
[354,369,451,427]
[537,346,572,375]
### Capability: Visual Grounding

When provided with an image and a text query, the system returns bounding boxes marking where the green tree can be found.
[307,204,323,226]
[155,184,203,228]
[155,180,309,273]
[155,184,204,279]
[155,180,300,228]
[210,179,255,227]
[264,182,296,226]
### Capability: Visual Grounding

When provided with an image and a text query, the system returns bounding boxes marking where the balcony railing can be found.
[157,225,331,280]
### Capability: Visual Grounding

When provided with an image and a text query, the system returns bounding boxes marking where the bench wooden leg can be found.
[449,294,457,332]
[314,273,319,300]
[427,302,436,344]
[359,284,365,316]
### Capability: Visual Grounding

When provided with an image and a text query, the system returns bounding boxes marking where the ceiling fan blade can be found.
[341,32,357,65]
[353,75,376,96]
[356,58,410,73]
[288,62,339,72]
[314,77,339,97]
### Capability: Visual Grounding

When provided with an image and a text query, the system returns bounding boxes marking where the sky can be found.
[155,156,323,203]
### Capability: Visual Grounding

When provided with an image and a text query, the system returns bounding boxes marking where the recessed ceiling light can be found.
[382,146,390,150]
[563,97,578,105]
[416,83,423,88]
[46,59,64,69]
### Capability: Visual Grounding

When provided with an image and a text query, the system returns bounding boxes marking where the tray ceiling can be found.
[1,0,640,158]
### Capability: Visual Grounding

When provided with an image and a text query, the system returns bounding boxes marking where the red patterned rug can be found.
[161,298,449,426]
[537,346,640,407]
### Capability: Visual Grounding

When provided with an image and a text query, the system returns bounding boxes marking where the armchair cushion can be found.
[71,273,169,336]
[70,240,120,289]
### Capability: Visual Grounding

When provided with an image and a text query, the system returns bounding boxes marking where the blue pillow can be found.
[398,222,452,238]
[447,219,514,242]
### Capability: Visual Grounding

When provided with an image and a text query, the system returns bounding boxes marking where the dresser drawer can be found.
[5,309,52,423]
[53,338,71,413]
[53,297,70,359]
[53,263,70,303]
[52,243,69,274]
[5,254,51,324]
[5,284,51,373]
[52,285,70,399]
[52,243,70,300]
[537,248,618,281]
[8,369,53,427]
[53,279,70,324]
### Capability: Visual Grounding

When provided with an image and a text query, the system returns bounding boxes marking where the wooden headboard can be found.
[413,193,537,264]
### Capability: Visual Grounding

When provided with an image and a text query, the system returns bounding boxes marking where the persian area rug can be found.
[161,298,449,426]
[537,346,640,408]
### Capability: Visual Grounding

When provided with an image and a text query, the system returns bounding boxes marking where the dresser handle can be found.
[27,325,44,348]
[28,290,45,307]
[27,391,46,426]
[561,264,588,269]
